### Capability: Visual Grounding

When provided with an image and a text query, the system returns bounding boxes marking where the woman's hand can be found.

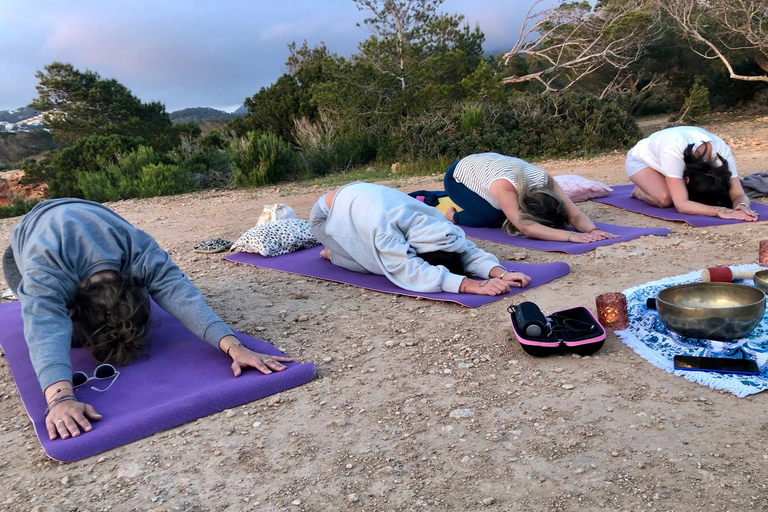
[733,204,759,221]
[717,207,758,221]
[228,345,293,376]
[500,272,531,288]
[45,400,101,440]
[569,230,619,243]
[461,278,510,296]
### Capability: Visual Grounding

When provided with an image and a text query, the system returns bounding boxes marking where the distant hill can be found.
[234,105,248,115]
[0,131,59,167]
[0,106,40,124]
[169,107,239,124]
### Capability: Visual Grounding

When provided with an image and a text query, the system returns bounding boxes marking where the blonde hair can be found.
[502,169,568,235]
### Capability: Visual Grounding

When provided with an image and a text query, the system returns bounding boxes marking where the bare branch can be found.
[662,0,768,83]
[501,1,663,93]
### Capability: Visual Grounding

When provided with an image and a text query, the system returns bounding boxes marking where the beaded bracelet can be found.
[45,395,77,417]
[226,342,243,357]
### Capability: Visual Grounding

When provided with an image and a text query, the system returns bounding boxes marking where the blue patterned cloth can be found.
[617,264,768,397]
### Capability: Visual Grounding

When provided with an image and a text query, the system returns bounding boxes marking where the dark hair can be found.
[503,170,569,235]
[70,274,151,365]
[683,143,732,207]
[418,250,466,275]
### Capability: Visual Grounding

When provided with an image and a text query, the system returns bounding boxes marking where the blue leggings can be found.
[443,161,506,228]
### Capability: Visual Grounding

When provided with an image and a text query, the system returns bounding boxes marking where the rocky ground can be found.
[1,116,768,511]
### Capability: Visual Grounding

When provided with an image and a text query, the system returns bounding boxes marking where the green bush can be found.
[460,105,484,131]
[390,93,641,161]
[22,135,142,198]
[681,77,711,123]
[77,145,196,201]
[229,132,295,187]
[0,197,41,219]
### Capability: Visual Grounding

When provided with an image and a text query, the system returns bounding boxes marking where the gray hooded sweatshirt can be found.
[319,182,501,292]
[10,198,233,391]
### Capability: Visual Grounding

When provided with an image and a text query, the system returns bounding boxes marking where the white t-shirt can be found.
[453,153,550,210]
[627,126,737,178]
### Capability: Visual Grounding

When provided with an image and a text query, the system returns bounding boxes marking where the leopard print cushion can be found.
[231,218,319,257]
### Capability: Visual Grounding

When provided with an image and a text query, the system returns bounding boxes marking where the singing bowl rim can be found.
[754,270,768,293]
[657,282,765,311]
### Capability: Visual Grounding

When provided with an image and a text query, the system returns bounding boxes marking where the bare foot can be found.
[445,207,457,223]
[319,247,331,260]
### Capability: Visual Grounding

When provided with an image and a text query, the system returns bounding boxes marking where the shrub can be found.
[680,77,711,123]
[22,135,142,198]
[77,145,196,201]
[229,132,295,187]
[0,197,41,219]
[390,93,641,161]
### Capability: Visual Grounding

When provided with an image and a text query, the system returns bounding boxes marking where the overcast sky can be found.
[0,0,554,112]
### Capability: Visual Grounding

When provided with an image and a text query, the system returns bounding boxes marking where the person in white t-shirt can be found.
[626,126,757,221]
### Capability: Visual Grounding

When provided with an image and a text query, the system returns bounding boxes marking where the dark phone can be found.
[673,355,760,375]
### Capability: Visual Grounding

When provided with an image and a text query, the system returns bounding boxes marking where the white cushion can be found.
[231,219,319,257]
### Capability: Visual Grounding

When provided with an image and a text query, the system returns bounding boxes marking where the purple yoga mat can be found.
[224,246,570,308]
[461,222,669,254]
[0,301,316,462]
[593,184,768,227]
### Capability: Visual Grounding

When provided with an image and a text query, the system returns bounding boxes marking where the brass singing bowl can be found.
[753,270,768,295]
[656,282,765,341]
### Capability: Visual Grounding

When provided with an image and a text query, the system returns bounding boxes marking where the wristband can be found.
[737,202,750,210]
[498,270,508,279]
[567,232,573,242]
[45,395,77,417]
[226,342,243,357]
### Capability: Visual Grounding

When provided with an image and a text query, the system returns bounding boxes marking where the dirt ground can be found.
[2,116,768,512]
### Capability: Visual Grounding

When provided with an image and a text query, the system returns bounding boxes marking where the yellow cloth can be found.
[435,196,463,214]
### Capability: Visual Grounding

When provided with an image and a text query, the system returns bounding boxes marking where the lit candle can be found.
[596,292,629,331]
[760,240,768,267]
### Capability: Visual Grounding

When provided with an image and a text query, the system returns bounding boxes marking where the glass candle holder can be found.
[596,292,629,331]
[760,240,768,267]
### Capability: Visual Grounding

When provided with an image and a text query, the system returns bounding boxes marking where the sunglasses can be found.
[72,364,120,392]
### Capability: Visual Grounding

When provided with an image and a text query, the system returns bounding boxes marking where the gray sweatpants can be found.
[309,199,367,274]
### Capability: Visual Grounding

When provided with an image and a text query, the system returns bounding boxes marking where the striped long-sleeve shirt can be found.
[452,153,550,210]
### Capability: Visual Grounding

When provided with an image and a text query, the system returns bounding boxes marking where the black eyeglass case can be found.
[508,303,606,357]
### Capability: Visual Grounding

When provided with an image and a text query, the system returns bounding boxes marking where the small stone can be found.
[213,450,222,456]
[458,362,475,369]
[328,419,347,427]
[482,497,495,506]
[637,462,645,469]
[252,422,262,427]
[443,368,452,374]
[97,456,106,463]
[611,451,619,457]
[268,396,280,406]
[449,408,474,419]
[225,409,236,418]
[322,357,333,363]
[346,463,353,469]
[61,476,71,486]
[541,406,549,411]
[348,493,359,503]
[461,456,471,463]
[562,384,574,390]
[292,499,301,505]
[384,340,396,347]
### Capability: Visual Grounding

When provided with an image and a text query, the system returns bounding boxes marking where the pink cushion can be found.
[554,175,613,202]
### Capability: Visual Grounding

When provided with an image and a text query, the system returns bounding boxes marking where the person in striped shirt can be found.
[444,153,618,243]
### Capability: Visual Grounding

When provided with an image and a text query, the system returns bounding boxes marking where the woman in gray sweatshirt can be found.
[4,198,292,441]
[309,182,531,295]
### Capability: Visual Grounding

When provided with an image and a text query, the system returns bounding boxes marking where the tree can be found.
[30,62,172,145]
[353,0,485,117]
[661,0,768,83]
[501,0,663,94]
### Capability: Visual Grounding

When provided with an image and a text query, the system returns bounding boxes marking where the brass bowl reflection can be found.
[753,270,768,295]
[656,282,765,341]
